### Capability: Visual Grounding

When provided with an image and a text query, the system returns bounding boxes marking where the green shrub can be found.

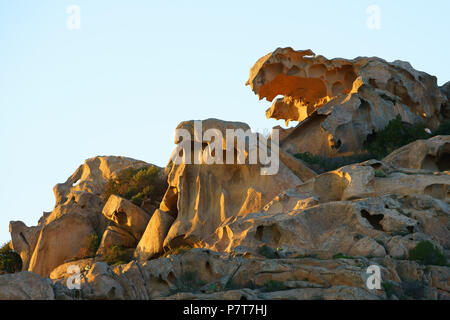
[0,242,11,255]
[257,245,279,259]
[163,245,193,258]
[0,242,22,273]
[103,165,167,207]
[364,115,431,159]
[262,280,288,292]
[75,234,100,259]
[382,281,397,299]
[374,169,387,178]
[433,120,450,136]
[408,240,446,266]
[333,253,354,260]
[101,245,132,266]
[401,280,426,300]
[294,117,449,173]
[294,152,374,173]
[169,271,207,295]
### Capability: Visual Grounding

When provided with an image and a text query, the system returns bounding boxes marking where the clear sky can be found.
[1,0,449,243]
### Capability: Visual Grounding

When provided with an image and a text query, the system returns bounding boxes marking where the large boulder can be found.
[28,214,95,276]
[383,135,450,171]
[97,226,137,255]
[9,221,40,271]
[136,119,303,259]
[0,272,55,300]
[247,48,449,157]
[102,195,151,240]
[134,209,175,260]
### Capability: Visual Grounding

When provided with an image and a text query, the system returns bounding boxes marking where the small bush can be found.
[294,117,449,173]
[0,242,22,273]
[374,169,387,178]
[78,233,101,259]
[382,281,397,299]
[262,280,288,292]
[333,253,354,260]
[169,271,207,295]
[401,280,426,300]
[433,120,450,136]
[103,165,167,207]
[364,115,432,159]
[408,240,446,266]
[294,152,374,173]
[0,242,11,255]
[101,245,132,266]
[163,245,193,258]
[257,245,279,259]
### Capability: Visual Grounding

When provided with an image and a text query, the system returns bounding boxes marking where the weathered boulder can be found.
[53,156,149,207]
[49,258,95,280]
[97,226,137,254]
[383,135,450,171]
[247,48,449,157]
[134,209,175,260]
[9,221,40,271]
[0,272,55,300]
[102,195,151,240]
[9,156,152,276]
[49,248,450,300]
[28,214,95,276]
[205,160,449,259]
[148,119,302,255]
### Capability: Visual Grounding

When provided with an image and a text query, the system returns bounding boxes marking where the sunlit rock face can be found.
[247,47,449,157]
[9,156,152,276]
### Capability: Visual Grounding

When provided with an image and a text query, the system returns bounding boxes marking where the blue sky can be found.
[1,0,449,243]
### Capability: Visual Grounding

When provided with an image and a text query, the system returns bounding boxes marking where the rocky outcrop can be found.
[135,119,303,259]
[102,195,151,238]
[0,272,55,300]
[2,49,449,301]
[9,156,151,276]
[383,135,450,171]
[206,158,449,258]
[1,248,443,300]
[247,48,449,157]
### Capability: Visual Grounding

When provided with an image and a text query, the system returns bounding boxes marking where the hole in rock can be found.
[254,225,281,245]
[407,226,415,234]
[361,210,384,231]
[115,211,127,225]
[437,152,450,171]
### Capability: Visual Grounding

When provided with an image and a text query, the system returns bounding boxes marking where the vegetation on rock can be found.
[364,115,431,159]
[75,234,100,260]
[169,271,207,295]
[333,253,355,260]
[262,280,288,292]
[295,117,450,173]
[103,165,167,207]
[162,245,193,258]
[257,245,280,259]
[0,242,22,273]
[408,240,447,266]
[294,152,373,173]
[101,245,133,266]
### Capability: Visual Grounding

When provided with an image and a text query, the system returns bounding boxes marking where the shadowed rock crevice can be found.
[360,210,384,231]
